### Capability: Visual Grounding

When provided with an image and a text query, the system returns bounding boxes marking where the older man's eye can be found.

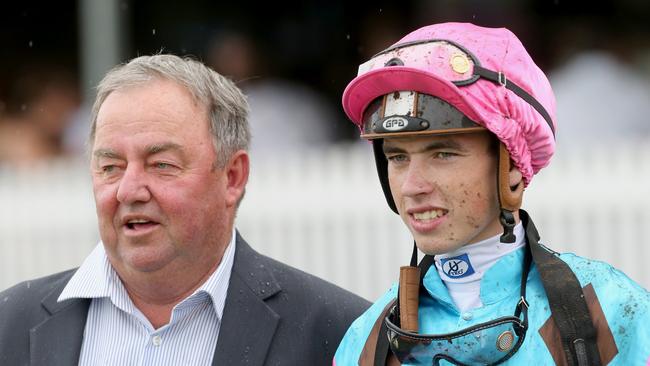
[102,165,115,173]
[156,162,170,169]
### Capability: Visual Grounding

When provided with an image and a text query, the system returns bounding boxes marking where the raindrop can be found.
[346,34,350,40]
[152,28,156,35]
[265,282,270,286]
[260,289,266,294]
[28,40,33,48]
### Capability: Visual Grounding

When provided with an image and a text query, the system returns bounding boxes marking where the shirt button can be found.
[461,312,473,321]
[152,335,162,346]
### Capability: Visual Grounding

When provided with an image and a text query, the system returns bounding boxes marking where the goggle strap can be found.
[474,65,555,138]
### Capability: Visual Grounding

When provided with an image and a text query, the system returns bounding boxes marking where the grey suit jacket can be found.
[0,233,370,365]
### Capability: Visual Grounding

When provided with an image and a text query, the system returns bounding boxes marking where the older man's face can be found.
[91,79,235,279]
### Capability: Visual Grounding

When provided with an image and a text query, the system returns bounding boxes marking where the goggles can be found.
[357,39,555,138]
[384,248,532,365]
[385,298,528,365]
[361,92,484,139]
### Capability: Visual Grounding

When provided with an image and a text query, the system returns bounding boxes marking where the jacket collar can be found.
[31,272,89,366]
[212,231,282,365]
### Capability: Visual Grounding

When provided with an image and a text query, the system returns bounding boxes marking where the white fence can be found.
[2,142,650,301]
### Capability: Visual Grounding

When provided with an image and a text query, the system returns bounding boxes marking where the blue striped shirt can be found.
[58,229,236,365]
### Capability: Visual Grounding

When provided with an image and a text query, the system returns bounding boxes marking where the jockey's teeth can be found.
[413,210,443,220]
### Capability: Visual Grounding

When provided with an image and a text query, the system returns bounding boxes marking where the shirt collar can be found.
[58,228,237,320]
[422,223,526,308]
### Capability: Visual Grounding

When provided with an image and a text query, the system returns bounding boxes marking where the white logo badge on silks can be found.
[441,253,475,279]
[382,117,408,131]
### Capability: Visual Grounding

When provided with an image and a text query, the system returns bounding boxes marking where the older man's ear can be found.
[222,150,249,208]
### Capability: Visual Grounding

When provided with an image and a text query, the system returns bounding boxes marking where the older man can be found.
[0,55,368,365]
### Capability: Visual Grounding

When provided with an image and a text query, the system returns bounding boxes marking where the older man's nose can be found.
[116,165,152,204]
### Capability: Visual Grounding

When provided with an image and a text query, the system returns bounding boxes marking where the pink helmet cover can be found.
[342,22,557,185]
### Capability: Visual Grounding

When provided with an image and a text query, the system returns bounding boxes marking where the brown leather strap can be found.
[359,300,397,366]
[539,284,618,365]
[398,266,420,332]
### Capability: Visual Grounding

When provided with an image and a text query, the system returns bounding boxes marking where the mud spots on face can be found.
[466,215,479,228]
[446,231,456,241]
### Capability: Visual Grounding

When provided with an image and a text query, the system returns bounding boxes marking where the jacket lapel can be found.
[212,233,281,366]
[30,274,90,366]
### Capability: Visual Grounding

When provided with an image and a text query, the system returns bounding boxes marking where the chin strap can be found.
[497,142,524,243]
[500,209,517,243]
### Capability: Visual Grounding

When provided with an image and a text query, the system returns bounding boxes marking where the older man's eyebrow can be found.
[146,142,183,155]
[93,148,122,159]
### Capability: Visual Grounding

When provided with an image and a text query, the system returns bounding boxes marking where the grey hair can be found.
[89,54,250,167]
